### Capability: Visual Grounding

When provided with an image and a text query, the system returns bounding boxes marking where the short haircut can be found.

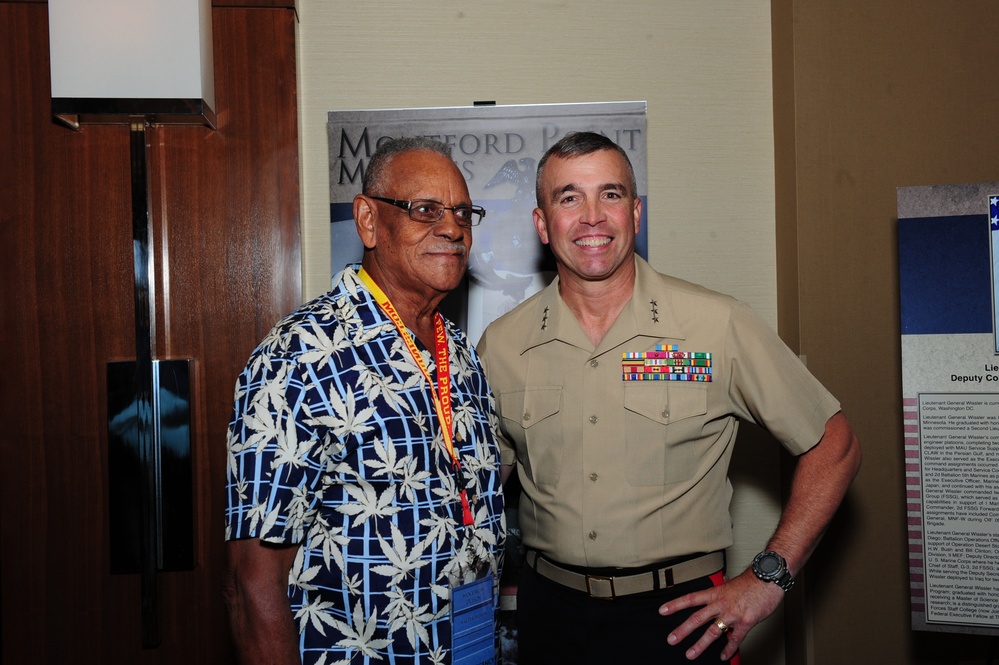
[362,136,454,195]
[535,131,638,205]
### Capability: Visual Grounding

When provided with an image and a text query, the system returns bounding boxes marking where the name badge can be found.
[451,571,495,665]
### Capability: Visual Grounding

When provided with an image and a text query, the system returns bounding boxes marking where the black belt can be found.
[525,550,725,600]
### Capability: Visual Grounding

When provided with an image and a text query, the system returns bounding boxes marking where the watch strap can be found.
[773,570,794,592]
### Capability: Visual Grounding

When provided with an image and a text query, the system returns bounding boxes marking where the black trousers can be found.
[516,559,733,665]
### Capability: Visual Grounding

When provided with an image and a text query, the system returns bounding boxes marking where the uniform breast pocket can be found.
[498,386,563,487]
[623,383,708,486]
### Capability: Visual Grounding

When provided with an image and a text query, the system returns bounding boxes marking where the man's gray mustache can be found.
[426,243,467,254]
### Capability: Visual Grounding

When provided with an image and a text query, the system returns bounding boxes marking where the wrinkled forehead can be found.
[383,150,470,201]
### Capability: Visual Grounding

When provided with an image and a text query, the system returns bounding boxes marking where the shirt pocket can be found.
[498,386,563,487]
[623,383,708,486]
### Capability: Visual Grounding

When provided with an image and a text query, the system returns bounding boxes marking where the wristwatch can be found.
[752,550,794,592]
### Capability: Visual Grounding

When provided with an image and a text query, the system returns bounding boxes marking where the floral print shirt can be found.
[226,265,505,664]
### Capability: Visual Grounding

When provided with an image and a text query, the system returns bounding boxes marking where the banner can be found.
[328,102,648,342]
[898,183,999,636]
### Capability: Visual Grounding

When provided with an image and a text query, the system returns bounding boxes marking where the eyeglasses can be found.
[370,196,486,227]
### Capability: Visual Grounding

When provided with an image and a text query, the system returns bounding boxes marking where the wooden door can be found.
[0,3,301,662]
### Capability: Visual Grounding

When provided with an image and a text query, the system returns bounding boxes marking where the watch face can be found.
[757,554,781,576]
[753,551,794,591]
[753,551,786,581]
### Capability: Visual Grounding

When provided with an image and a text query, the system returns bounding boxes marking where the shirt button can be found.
[590,360,599,368]
[589,472,598,482]
[523,412,531,421]
[662,408,670,419]
[588,531,597,540]
[588,415,598,424]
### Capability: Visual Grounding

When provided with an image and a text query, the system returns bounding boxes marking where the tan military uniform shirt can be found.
[478,256,840,568]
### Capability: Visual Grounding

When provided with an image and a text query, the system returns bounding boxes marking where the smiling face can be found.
[354,149,472,311]
[533,148,642,289]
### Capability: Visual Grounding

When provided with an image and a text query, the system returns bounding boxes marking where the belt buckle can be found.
[660,567,675,589]
[585,574,616,599]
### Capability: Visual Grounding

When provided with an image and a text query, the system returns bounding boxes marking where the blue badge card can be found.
[451,572,495,665]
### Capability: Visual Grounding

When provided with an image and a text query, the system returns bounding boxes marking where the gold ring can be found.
[715,619,730,633]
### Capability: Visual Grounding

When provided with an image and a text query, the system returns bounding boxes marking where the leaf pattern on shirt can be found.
[448,336,475,385]
[451,402,477,446]
[296,319,352,372]
[227,428,246,494]
[460,434,499,483]
[418,509,460,551]
[312,653,351,665]
[370,520,431,587]
[270,412,315,470]
[303,386,378,439]
[331,600,394,658]
[337,477,402,526]
[291,543,322,592]
[306,514,350,574]
[284,482,317,539]
[258,503,284,542]
[353,364,421,417]
[295,595,340,637]
[384,586,435,650]
[240,396,285,455]
[363,437,432,504]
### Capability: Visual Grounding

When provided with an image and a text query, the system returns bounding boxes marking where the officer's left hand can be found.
[658,569,785,661]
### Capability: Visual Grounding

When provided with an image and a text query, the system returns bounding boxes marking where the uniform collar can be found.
[517,256,684,355]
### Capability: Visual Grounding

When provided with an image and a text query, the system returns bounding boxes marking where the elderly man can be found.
[478,132,860,664]
[223,137,505,664]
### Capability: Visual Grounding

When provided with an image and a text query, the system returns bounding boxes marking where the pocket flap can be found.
[624,383,707,424]
[499,386,562,429]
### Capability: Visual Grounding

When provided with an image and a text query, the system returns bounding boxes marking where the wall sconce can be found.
[49,0,215,129]
[48,0,215,648]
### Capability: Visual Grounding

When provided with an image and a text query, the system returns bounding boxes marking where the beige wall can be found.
[297,2,778,662]
[297,2,778,316]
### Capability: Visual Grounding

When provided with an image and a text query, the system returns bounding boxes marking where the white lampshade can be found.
[49,0,215,128]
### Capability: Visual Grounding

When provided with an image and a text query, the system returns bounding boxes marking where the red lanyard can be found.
[357,268,474,526]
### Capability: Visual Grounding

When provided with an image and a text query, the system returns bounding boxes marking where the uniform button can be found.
[588,415,598,424]
[588,531,597,540]
[662,408,670,419]
[523,412,531,421]
[589,472,598,482]
[590,360,599,368]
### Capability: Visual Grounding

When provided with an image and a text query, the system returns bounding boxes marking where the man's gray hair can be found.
[362,136,453,195]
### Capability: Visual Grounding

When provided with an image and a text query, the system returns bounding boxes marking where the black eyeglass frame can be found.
[369,196,486,227]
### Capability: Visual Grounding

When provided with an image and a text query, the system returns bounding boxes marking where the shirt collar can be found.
[517,256,685,355]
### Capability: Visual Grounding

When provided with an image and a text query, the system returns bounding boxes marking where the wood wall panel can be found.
[773,1,999,662]
[1,5,134,661]
[0,3,300,663]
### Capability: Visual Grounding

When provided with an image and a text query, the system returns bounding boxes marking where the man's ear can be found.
[354,194,377,249]
[632,196,643,236]
[532,207,550,245]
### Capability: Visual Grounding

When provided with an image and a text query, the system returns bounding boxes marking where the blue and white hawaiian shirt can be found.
[226,265,505,664]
